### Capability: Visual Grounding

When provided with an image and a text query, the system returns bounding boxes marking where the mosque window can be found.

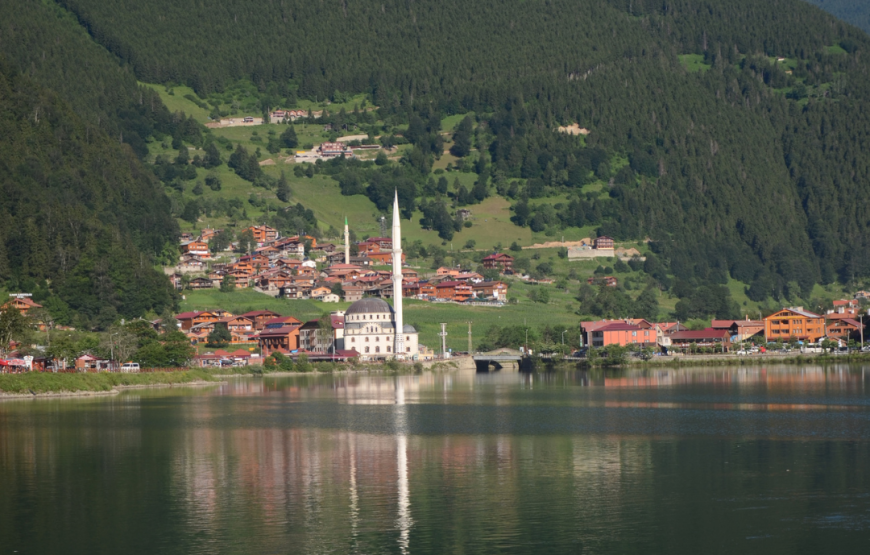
[376,336,379,341]
[387,346,391,352]
[406,347,411,352]
[351,338,355,343]
[365,337,369,342]
[365,347,370,353]
[375,346,380,353]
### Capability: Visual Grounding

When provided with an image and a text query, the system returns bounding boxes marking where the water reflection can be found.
[1,365,869,554]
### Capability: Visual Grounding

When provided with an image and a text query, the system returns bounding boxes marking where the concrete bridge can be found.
[472,349,522,372]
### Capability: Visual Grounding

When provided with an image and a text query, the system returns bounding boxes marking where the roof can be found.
[768,307,823,319]
[240,310,281,319]
[482,253,513,261]
[733,320,764,328]
[175,311,204,320]
[330,315,345,329]
[594,322,640,332]
[670,328,730,340]
[264,316,302,326]
[711,320,737,329]
[346,297,393,315]
[402,324,417,333]
[257,324,301,337]
[436,280,472,288]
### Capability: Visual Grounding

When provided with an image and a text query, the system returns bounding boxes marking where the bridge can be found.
[472,349,522,372]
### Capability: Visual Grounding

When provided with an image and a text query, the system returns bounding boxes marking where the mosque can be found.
[342,192,419,360]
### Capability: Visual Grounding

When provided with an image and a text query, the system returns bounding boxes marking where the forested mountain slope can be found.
[805,1,870,34]
[3,0,870,316]
[0,58,178,327]
[0,0,203,157]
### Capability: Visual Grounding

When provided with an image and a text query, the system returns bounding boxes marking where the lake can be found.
[2,365,870,554]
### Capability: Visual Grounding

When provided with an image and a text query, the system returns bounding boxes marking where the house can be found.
[728,319,765,342]
[257,323,302,356]
[188,277,215,290]
[825,318,863,342]
[216,316,254,334]
[74,354,110,372]
[587,276,618,287]
[585,322,655,348]
[3,296,42,317]
[669,328,732,352]
[181,240,211,259]
[309,243,336,255]
[310,286,332,299]
[239,310,283,330]
[343,285,365,302]
[243,224,279,244]
[321,293,340,303]
[472,281,508,302]
[593,236,615,249]
[457,208,472,221]
[199,227,220,243]
[482,253,514,273]
[168,273,184,291]
[763,307,826,343]
[365,251,405,265]
[318,142,354,159]
[435,281,473,302]
[175,311,219,331]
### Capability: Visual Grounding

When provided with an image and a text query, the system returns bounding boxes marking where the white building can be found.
[343,298,418,360]
[342,191,418,360]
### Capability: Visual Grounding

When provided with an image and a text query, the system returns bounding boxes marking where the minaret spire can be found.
[392,190,405,358]
[344,216,350,265]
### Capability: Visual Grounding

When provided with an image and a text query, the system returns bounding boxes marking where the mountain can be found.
[4,0,870,317]
[0,56,178,328]
[805,1,870,34]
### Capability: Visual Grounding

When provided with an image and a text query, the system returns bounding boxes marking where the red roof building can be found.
[482,253,514,272]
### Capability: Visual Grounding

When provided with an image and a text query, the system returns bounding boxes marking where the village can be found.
[174,223,510,306]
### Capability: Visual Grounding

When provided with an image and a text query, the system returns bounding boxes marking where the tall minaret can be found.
[392,191,405,358]
[344,216,350,264]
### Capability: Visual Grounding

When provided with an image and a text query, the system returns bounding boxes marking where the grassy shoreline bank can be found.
[0,370,221,396]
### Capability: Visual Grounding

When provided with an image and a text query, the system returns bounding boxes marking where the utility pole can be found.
[467,321,473,354]
[439,323,448,358]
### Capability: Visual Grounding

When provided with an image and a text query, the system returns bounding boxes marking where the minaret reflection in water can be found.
[394,378,412,554]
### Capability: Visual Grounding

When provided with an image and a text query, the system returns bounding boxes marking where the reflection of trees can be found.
[3,368,870,553]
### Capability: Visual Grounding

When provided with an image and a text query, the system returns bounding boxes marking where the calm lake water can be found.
[2,365,870,554]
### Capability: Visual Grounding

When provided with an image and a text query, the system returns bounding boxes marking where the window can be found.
[365,337,369,342]
[406,336,410,341]
[365,347,370,353]
[376,336,380,342]
[351,338,355,343]
[387,346,391,352]
[406,347,410,352]
[375,346,380,353]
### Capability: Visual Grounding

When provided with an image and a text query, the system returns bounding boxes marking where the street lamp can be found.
[110,333,119,371]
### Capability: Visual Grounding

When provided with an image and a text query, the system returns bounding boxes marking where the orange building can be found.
[4,296,42,316]
[764,308,826,343]
[175,311,219,331]
[244,225,279,244]
[586,322,656,348]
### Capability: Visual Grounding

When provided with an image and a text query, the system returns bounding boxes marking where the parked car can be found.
[736,349,748,355]
[120,363,140,373]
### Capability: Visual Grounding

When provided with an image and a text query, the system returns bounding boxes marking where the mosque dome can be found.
[346,297,393,315]
[402,324,417,333]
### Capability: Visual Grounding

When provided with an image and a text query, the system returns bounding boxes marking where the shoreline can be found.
[0,371,226,400]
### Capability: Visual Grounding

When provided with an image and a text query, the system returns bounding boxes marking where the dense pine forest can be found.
[0,58,177,326]
[806,0,870,34]
[4,0,870,325]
